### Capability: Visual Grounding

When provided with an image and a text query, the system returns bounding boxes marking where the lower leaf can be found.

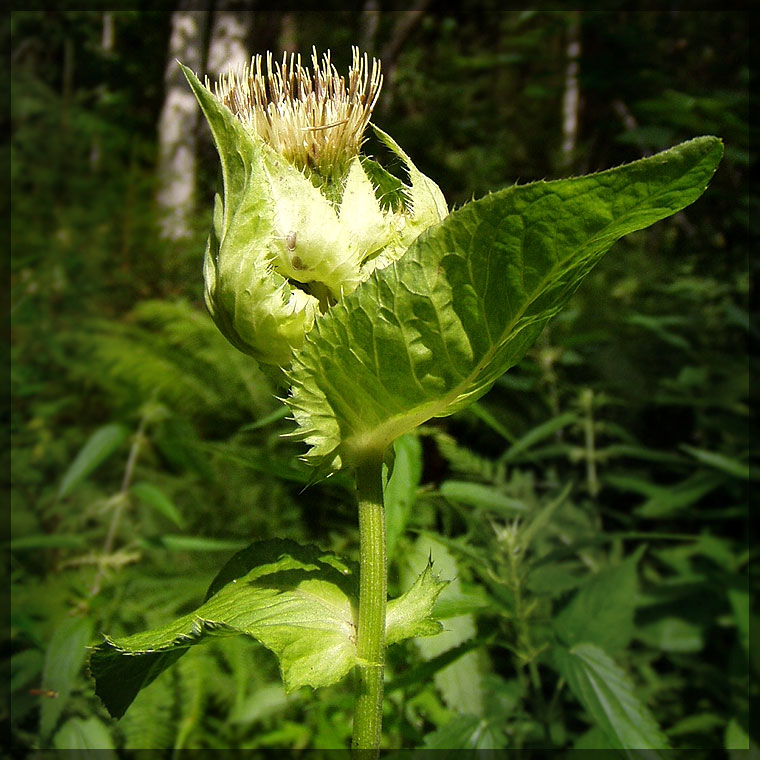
[90,538,445,719]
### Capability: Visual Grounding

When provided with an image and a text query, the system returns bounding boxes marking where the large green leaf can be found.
[90,539,444,719]
[287,137,722,471]
[90,540,357,718]
[554,642,670,750]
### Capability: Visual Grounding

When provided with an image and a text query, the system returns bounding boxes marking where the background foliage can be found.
[8,8,754,754]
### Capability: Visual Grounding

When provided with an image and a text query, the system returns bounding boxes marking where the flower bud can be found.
[183,48,447,368]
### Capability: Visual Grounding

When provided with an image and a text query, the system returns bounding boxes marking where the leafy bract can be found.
[386,562,447,645]
[287,137,723,472]
[90,539,443,719]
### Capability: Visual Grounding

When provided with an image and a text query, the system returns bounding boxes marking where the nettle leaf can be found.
[90,539,443,719]
[287,137,722,471]
[553,547,644,653]
[554,642,671,750]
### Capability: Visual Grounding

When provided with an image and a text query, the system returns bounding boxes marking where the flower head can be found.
[212,47,382,181]
[182,48,447,369]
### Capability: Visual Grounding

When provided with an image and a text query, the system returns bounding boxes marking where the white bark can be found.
[90,12,115,170]
[102,11,114,52]
[278,12,297,55]
[360,0,380,54]
[560,11,581,169]
[207,9,252,79]
[155,8,208,241]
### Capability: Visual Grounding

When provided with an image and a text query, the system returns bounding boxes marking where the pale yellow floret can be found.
[211,46,382,179]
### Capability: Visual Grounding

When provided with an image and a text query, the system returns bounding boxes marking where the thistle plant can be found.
[90,48,722,752]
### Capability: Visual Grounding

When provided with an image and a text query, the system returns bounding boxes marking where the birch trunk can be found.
[155,5,208,242]
[207,5,252,80]
[90,12,114,171]
[559,11,581,170]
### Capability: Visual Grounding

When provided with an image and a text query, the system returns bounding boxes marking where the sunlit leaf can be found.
[91,539,445,719]
[288,138,723,472]
[386,561,447,645]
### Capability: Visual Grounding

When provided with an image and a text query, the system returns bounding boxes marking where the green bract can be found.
[182,60,447,368]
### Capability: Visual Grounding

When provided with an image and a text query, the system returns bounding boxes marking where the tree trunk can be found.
[360,0,380,55]
[278,12,298,55]
[90,11,115,171]
[378,2,432,113]
[155,5,209,242]
[207,4,252,79]
[559,11,581,171]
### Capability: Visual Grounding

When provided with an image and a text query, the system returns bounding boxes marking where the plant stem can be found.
[352,453,387,755]
[89,414,147,598]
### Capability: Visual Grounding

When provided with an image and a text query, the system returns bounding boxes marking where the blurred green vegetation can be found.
[8,9,754,754]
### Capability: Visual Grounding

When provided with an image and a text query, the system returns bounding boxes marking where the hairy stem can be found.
[352,453,387,755]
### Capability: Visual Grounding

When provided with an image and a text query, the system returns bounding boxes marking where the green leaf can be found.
[501,411,579,463]
[403,537,485,716]
[57,423,130,499]
[386,561,447,645]
[237,404,291,431]
[554,642,671,750]
[519,481,573,550]
[553,547,643,653]
[680,444,756,480]
[138,534,248,552]
[423,713,506,750]
[727,579,750,657]
[40,616,94,740]
[440,480,528,513]
[10,534,86,551]
[384,433,423,559]
[573,725,621,750]
[91,538,448,719]
[131,482,185,529]
[229,683,294,725]
[636,616,704,653]
[635,471,723,518]
[725,718,751,751]
[386,638,483,693]
[53,716,117,754]
[288,137,723,471]
[470,401,516,443]
[90,540,358,718]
